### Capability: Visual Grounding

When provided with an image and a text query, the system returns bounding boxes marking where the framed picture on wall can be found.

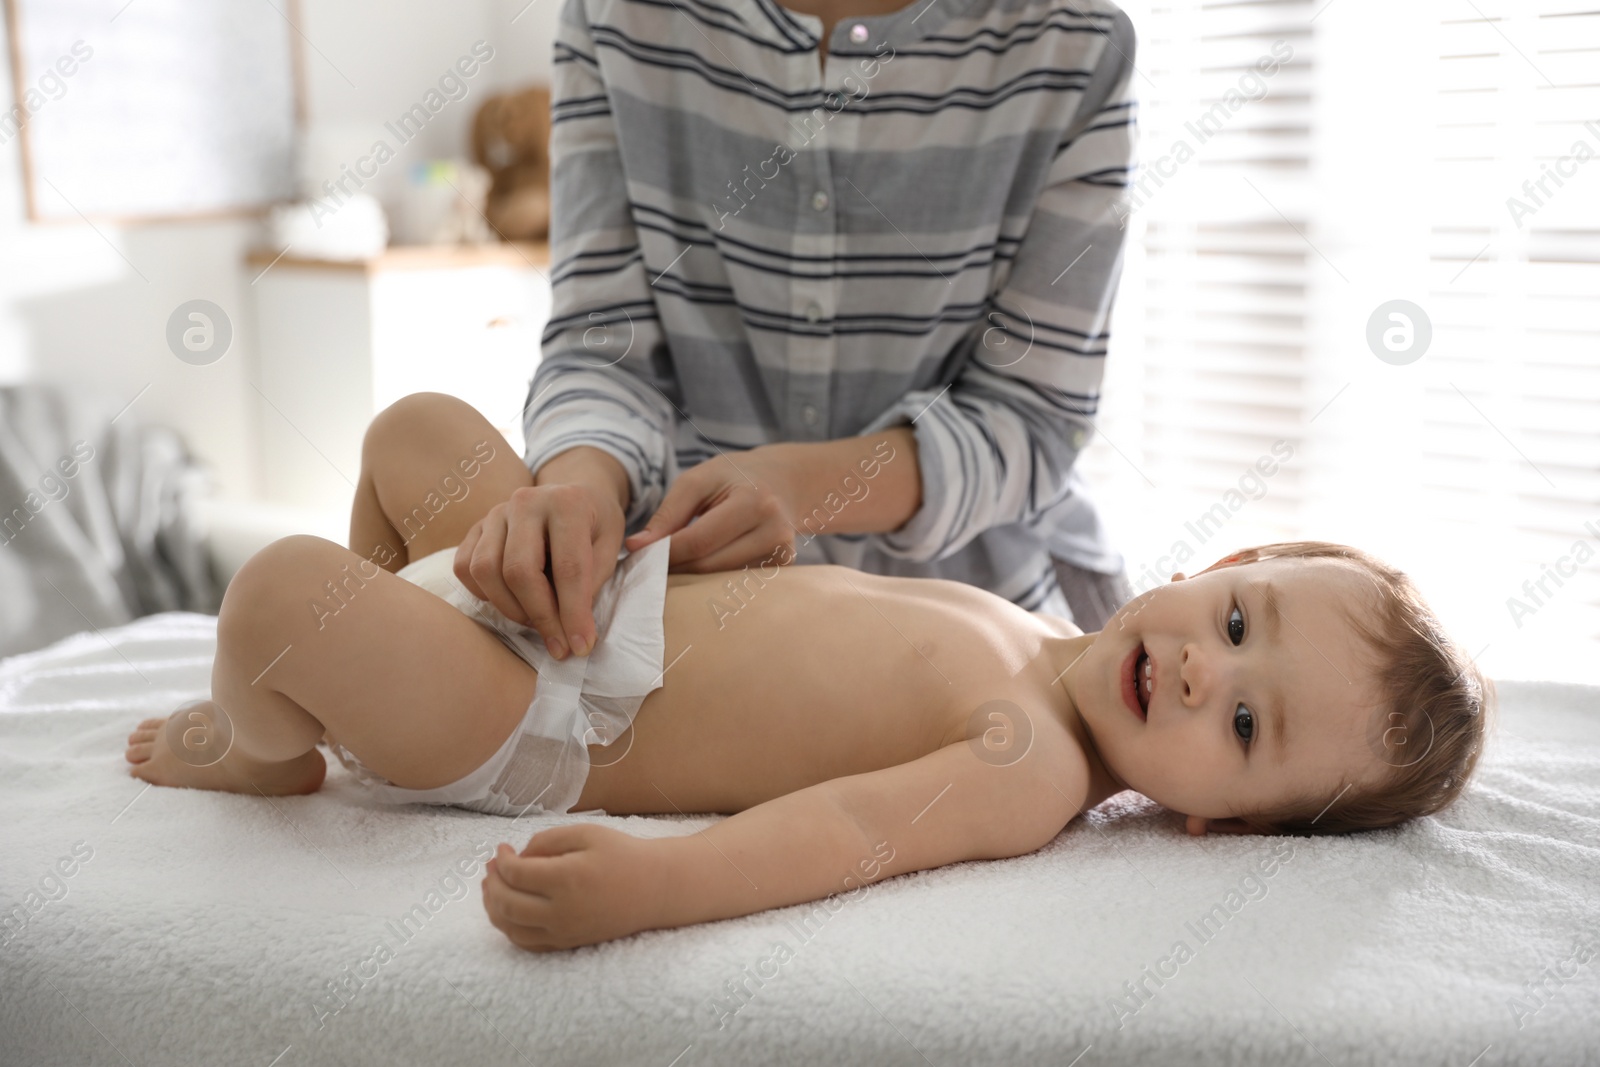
[2,0,306,223]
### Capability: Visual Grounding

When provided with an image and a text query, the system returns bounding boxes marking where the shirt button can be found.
[805,302,823,323]
[802,404,820,426]
[811,189,830,212]
[849,23,869,43]
[1073,429,1086,447]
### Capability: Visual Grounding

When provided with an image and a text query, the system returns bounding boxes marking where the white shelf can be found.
[246,241,550,519]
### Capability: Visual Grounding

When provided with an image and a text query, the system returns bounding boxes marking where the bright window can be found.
[1083,0,1600,684]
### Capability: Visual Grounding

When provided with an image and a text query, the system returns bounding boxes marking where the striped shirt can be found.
[523,0,1139,617]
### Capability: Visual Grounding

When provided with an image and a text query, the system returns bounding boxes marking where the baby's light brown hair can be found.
[1216,541,1495,836]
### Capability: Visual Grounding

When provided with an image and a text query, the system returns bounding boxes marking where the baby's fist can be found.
[482,823,662,951]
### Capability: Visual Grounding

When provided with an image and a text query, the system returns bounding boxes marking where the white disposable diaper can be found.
[323,535,671,816]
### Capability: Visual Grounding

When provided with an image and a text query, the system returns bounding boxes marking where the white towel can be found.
[2,611,1596,1066]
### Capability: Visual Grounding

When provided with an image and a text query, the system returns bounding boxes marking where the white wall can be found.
[0,0,557,501]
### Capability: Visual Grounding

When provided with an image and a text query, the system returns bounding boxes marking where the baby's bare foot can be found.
[125,700,325,796]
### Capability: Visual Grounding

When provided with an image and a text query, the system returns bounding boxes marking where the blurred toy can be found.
[471,85,552,242]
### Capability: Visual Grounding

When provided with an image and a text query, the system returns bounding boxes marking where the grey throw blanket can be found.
[0,383,221,659]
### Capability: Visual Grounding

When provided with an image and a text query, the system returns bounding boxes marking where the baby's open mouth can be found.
[1135,646,1152,717]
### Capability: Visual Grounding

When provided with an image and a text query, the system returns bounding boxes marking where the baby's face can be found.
[1075,556,1388,824]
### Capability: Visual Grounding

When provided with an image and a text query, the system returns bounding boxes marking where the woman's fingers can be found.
[632,455,797,570]
[464,511,538,628]
[682,520,795,574]
[452,521,486,599]
[625,466,706,548]
[665,495,755,568]
[453,483,627,663]
[545,509,597,655]
[501,498,568,654]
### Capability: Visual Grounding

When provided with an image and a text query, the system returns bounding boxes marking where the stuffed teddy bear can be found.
[471,85,553,242]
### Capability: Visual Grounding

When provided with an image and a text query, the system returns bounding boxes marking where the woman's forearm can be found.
[770,425,921,538]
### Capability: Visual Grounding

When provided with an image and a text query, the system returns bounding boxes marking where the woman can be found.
[449,0,1138,660]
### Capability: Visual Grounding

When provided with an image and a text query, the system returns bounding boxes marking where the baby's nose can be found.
[1178,645,1216,705]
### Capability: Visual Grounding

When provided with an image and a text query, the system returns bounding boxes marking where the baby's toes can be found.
[125,719,165,758]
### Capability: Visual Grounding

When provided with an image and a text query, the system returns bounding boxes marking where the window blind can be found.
[1420,0,1600,681]
[1078,0,1599,683]
[1082,0,1318,589]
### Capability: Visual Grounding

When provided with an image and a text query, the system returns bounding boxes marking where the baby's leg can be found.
[125,534,541,795]
[347,391,536,573]
[126,393,540,796]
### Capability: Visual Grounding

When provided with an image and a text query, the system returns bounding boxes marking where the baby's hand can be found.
[481,823,662,952]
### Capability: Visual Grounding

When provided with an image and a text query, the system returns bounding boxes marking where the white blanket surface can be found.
[2,611,1596,1067]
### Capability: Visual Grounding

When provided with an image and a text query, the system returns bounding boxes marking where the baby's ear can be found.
[1185,814,1272,836]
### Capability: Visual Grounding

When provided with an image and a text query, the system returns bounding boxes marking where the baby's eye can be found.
[1234,704,1255,745]
[1228,603,1245,645]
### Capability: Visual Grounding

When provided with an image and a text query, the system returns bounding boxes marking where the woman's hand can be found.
[623,445,803,572]
[452,481,626,659]
[481,824,666,952]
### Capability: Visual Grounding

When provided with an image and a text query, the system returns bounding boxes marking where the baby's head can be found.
[1076,541,1494,836]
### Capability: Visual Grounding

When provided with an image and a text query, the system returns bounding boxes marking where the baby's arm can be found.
[482,721,1088,951]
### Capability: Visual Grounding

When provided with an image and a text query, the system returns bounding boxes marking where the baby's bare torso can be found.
[576,563,1081,814]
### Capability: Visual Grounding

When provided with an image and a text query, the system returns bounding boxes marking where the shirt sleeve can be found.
[857,6,1139,564]
[522,0,681,537]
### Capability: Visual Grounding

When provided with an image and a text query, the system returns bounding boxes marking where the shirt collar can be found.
[739,0,980,52]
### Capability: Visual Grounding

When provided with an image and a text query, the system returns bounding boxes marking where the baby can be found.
[124,394,1494,952]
